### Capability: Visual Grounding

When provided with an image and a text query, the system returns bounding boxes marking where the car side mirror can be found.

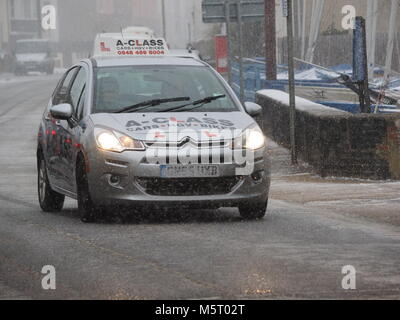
[244,102,262,117]
[50,103,73,120]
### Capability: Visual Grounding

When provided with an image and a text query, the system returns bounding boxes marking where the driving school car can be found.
[37,38,270,222]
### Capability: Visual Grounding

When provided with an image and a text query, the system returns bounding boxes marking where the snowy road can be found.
[0,74,400,299]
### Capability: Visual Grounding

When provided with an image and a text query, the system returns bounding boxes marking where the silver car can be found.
[37,56,270,222]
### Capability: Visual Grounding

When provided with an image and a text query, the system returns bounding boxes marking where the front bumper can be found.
[86,146,271,208]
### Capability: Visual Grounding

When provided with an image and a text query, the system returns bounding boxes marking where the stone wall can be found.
[256,90,400,180]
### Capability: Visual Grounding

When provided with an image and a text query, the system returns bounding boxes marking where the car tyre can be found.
[76,157,98,223]
[38,155,65,212]
[238,199,268,220]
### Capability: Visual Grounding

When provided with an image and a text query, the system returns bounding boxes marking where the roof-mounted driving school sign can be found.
[202,0,265,23]
[93,34,169,57]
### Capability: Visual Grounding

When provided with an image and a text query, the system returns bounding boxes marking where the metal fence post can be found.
[225,1,232,86]
[287,0,297,164]
[237,1,244,104]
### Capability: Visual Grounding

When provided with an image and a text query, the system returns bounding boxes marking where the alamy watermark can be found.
[41,265,56,290]
[341,5,356,30]
[40,264,357,292]
[41,5,57,31]
[341,265,356,290]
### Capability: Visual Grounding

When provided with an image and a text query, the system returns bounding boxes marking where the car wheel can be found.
[38,156,65,212]
[76,158,98,223]
[238,199,268,220]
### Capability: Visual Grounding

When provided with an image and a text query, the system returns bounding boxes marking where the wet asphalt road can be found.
[0,74,400,300]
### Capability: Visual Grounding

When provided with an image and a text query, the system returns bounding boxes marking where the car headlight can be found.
[94,127,145,152]
[231,124,265,150]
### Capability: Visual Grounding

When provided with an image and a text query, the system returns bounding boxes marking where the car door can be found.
[42,74,65,188]
[47,67,79,190]
[57,65,87,193]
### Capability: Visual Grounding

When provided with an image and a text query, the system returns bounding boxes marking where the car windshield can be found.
[93,65,238,113]
[16,41,49,54]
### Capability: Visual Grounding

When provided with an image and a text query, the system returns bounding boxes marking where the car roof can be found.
[92,56,206,68]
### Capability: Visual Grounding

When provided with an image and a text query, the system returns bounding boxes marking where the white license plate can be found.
[160,165,219,178]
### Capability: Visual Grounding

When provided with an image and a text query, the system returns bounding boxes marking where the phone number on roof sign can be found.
[117,50,166,55]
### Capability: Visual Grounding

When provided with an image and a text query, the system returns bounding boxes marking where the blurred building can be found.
[0,0,137,67]
[0,0,215,68]
[129,0,214,49]
[0,0,9,51]
[161,0,214,49]
[321,0,400,34]
[275,0,400,38]
[0,0,41,51]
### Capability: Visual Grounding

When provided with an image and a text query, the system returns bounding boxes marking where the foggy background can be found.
[0,0,399,72]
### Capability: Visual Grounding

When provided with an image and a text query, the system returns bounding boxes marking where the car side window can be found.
[53,67,78,105]
[75,85,86,121]
[51,76,64,99]
[70,67,87,110]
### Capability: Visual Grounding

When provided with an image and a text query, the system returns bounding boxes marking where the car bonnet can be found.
[90,112,258,142]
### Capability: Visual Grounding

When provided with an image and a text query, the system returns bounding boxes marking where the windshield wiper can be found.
[114,96,190,113]
[160,94,226,112]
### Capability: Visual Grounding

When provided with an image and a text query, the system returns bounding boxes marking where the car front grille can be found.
[136,176,243,196]
[144,140,229,148]
[141,154,232,165]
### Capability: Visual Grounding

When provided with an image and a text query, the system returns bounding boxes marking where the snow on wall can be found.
[257,89,349,114]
